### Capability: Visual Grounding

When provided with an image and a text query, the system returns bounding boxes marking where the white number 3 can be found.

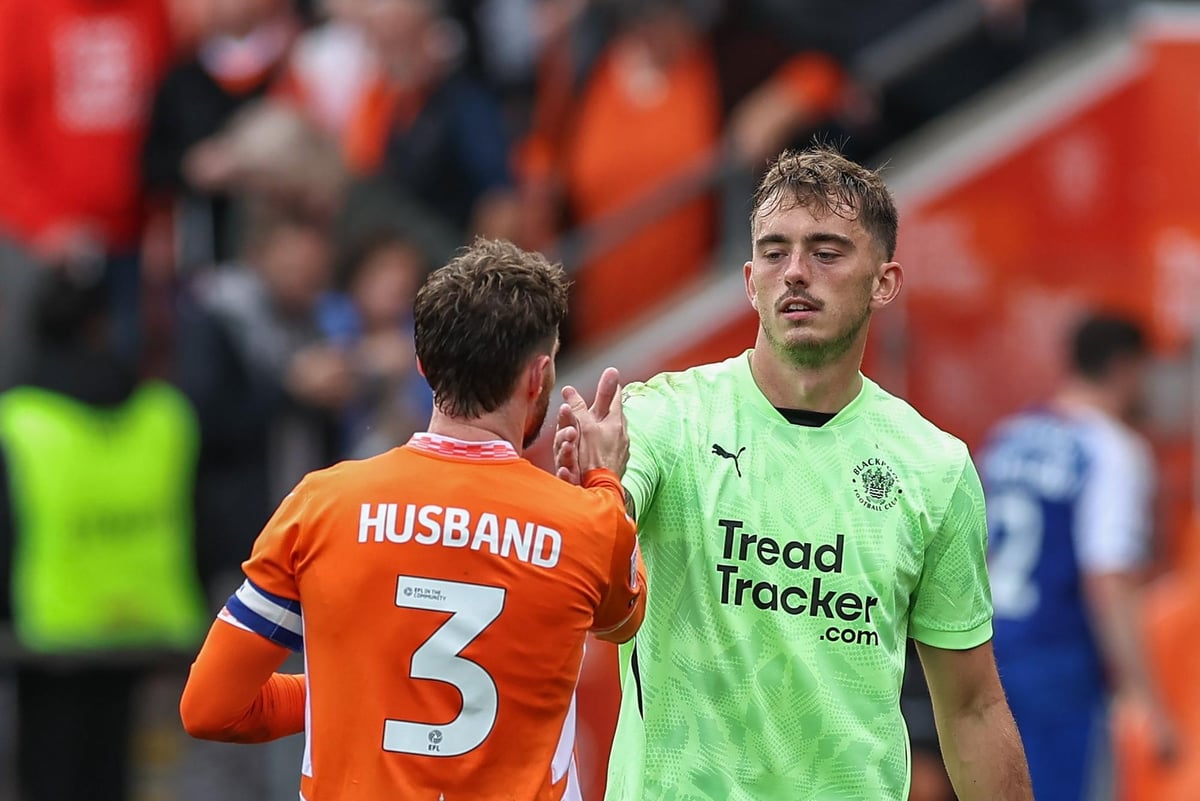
[383,576,506,757]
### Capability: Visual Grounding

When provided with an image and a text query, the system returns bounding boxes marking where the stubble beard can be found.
[765,300,872,369]
[522,381,552,450]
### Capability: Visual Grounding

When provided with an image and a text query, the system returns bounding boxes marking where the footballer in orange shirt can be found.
[181,239,645,801]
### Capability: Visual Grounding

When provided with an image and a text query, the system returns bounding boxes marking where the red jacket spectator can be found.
[0,0,173,253]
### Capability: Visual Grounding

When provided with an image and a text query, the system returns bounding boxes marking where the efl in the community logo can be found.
[852,458,901,511]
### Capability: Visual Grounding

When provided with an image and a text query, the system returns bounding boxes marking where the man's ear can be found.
[744,261,758,311]
[416,356,426,378]
[527,353,552,399]
[871,261,904,310]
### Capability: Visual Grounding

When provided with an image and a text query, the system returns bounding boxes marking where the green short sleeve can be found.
[909,455,994,650]
[621,380,681,530]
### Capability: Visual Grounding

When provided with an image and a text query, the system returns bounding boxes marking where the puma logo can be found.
[711,443,746,477]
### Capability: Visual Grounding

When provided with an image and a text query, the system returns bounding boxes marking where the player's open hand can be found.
[556,366,627,482]
[554,404,581,485]
[1148,703,1181,765]
[1117,691,1181,765]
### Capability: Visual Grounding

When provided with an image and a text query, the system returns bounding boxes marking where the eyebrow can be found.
[754,233,790,249]
[754,231,856,250]
[803,231,855,249]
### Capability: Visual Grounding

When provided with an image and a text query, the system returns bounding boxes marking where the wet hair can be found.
[414,238,569,418]
[752,145,899,260]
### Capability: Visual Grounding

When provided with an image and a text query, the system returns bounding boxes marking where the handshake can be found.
[552,366,628,485]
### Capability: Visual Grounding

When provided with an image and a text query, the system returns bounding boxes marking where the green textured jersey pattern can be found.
[606,351,993,801]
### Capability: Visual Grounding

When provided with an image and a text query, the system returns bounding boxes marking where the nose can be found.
[783,253,809,288]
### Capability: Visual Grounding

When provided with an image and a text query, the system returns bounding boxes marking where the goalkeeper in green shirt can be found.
[556,146,1032,801]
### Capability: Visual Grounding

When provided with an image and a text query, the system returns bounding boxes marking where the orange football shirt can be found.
[230,433,644,800]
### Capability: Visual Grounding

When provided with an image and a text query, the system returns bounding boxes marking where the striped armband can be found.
[220,579,304,652]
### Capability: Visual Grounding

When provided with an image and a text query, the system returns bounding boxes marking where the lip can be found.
[777,297,821,317]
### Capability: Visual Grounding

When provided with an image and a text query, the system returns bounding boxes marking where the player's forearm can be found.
[182,671,307,743]
[593,599,645,644]
[180,619,305,743]
[938,695,1032,801]
[1086,573,1160,703]
[591,492,646,645]
[594,554,647,644]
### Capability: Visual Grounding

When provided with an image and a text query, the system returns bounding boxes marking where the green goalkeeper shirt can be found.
[607,351,993,801]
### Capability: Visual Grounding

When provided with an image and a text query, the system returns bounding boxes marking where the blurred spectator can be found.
[175,201,346,600]
[318,225,433,459]
[279,0,378,137]
[465,0,550,92]
[980,313,1177,801]
[142,0,298,268]
[0,0,174,385]
[0,269,207,801]
[709,3,847,166]
[519,0,846,347]
[183,98,348,222]
[342,0,520,240]
[522,0,721,345]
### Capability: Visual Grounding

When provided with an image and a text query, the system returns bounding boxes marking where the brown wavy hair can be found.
[414,238,569,418]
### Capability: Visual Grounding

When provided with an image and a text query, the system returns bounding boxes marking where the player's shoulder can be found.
[987,407,1048,438]
[492,463,630,560]
[1073,409,1152,472]
[862,379,971,468]
[625,353,746,406]
[983,406,1085,456]
[290,447,411,497]
[517,460,627,518]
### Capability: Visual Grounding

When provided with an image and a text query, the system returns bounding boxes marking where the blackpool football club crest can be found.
[852,458,902,511]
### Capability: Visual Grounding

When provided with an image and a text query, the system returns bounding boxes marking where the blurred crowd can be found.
[0,0,1128,365]
[0,0,1136,799]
